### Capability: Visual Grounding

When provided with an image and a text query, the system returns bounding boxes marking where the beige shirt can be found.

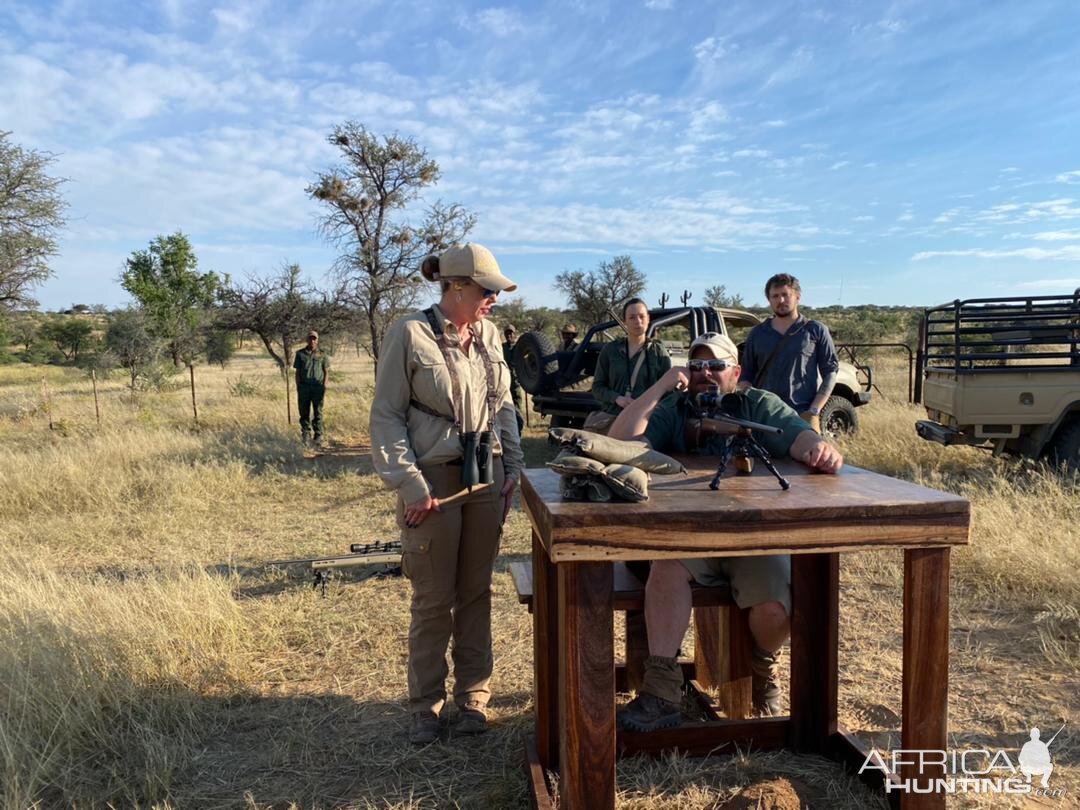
[370,303,525,503]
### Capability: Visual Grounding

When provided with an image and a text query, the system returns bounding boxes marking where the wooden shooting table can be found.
[520,458,970,810]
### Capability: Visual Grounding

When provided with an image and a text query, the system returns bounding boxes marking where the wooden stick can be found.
[41,377,54,430]
[188,365,199,424]
[91,369,100,424]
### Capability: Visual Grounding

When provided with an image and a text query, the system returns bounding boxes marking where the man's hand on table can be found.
[790,430,844,474]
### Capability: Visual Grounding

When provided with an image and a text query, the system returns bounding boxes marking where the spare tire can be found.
[819,395,859,437]
[513,331,560,394]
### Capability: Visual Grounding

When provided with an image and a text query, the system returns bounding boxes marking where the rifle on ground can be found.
[268,541,403,594]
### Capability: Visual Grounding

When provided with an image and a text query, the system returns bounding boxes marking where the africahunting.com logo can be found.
[859,724,1068,797]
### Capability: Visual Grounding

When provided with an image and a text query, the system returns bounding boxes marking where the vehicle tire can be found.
[1047,418,1080,473]
[819,395,859,437]
[513,331,559,394]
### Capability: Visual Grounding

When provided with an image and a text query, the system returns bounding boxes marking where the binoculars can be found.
[460,430,494,488]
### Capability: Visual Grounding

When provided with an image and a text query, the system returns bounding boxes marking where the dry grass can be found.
[0,349,1076,808]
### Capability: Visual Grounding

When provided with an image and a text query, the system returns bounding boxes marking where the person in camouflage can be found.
[293,330,329,447]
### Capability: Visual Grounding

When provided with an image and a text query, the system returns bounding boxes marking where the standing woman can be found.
[370,243,523,745]
[588,298,672,432]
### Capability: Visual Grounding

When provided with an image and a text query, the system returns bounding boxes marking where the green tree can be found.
[105,309,159,390]
[203,326,235,368]
[0,132,68,309]
[40,317,94,363]
[120,232,220,366]
[703,284,745,309]
[308,122,475,371]
[554,255,647,327]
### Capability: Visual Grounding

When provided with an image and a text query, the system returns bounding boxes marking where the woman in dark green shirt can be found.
[591,298,672,416]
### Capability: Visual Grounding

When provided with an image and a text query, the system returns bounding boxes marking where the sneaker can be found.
[617,693,682,732]
[454,700,487,735]
[751,647,782,717]
[409,710,441,745]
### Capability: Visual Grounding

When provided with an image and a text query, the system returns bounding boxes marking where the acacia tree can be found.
[554,255,647,327]
[105,309,159,391]
[308,122,475,372]
[703,284,745,309]
[217,263,346,373]
[40,317,94,363]
[0,132,68,309]
[120,232,220,366]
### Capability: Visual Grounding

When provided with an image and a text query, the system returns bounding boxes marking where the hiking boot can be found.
[752,646,783,717]
[454,700,488,735]
[409,710,441,745]
[313,435,324,449]
[617,692,682,732]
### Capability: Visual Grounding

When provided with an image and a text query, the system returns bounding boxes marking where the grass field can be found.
[0,346,1076,809]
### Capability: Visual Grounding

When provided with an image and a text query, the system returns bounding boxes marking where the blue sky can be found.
[4,0,1080,311]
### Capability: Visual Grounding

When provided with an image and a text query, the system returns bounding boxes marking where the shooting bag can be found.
[547,428,685,503]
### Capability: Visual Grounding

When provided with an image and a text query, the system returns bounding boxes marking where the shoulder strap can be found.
[627,344,649,394]
[471,326,500,433]
[753,318,807,389]
[423,307,464,430]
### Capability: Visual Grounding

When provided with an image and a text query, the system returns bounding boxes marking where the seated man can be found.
[608,331,843,730]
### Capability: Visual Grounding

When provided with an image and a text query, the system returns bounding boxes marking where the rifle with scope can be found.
[683,387,791,490]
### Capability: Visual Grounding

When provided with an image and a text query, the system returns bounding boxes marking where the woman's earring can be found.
[456,292,463,303]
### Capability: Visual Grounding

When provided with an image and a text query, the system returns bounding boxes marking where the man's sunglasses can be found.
[688,358,734,372]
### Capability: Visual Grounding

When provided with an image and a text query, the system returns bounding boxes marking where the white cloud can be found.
[898,212,914,222]
[644,0,675,8]
[854,215,874,222]
[912,246,1080,261]
[1033,230,1080,241]
[1055,170,1080,184]
[693,36,729,62]
[829,161,849,170]
[733,148,769,158]
[463,7,529,37]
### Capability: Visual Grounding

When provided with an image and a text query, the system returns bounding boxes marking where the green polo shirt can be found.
[294,346,329,386]
[644,387,810,458]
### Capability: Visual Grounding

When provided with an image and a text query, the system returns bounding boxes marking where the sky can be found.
[4,0,1080,311]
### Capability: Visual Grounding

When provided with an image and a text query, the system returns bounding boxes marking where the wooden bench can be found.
[509,559,753,720]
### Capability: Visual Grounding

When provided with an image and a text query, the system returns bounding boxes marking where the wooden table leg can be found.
[789,552,839,752]
[900,548,950,810]
[558,561,615,810]
[532,530,560,772]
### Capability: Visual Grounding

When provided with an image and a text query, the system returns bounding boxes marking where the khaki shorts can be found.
[681,554,791,616]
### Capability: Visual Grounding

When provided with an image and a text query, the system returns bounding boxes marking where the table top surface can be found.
[521,458,970,562]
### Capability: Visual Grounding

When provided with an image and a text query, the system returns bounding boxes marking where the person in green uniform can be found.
[293,330,329,447]
[609,331,843,729]
[502,325,525,433]
[587,298,671,432]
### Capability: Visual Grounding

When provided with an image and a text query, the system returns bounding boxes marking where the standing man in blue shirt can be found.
[738,274,839,434]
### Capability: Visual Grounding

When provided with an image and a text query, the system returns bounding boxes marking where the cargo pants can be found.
[397,460,506,714]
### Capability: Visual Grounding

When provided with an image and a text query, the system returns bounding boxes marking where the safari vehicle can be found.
[512,305,872,433]
[915,292,1080,471]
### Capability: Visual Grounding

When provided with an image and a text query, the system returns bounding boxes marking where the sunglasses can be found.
[688,358,734,372]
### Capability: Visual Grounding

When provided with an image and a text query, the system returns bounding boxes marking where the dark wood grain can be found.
[625,608,648,693]
[618,717,790,758]
[531,530,559,771]
[558,561,615,810]
[789,552,839,752]
[693,606,753,719]
[829,727,903,810]
[523,735,556,810]
[520,462,970,562]
[901,548,950,810]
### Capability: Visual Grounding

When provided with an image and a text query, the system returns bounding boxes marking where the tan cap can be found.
[689,331,738,363]
[307,330,319,339]
[420,242,517,292]
[560,323,578,334]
